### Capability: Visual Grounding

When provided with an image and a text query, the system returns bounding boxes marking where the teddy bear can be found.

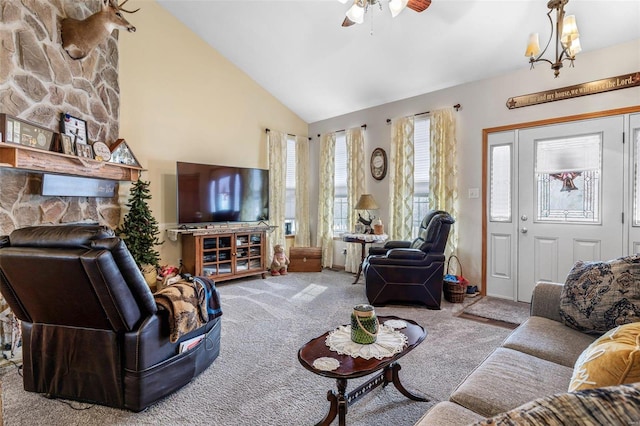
[270,244,290,276]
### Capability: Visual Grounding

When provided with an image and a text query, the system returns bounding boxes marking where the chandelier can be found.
[525,0,581,78]
[338,0,431,28]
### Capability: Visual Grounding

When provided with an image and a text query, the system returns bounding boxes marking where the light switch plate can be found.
[468,188,480,199]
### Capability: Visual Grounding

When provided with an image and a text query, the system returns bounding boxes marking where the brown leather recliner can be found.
[363,211,455,309]
[0,225,221,412]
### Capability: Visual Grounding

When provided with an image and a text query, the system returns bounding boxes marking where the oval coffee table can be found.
[297,315,427,426]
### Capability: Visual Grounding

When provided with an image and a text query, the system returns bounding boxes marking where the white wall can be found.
[309,39,640,287]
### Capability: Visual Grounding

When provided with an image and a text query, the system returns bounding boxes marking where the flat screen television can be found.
[176,161,269,225]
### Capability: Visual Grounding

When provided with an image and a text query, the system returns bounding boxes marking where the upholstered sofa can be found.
[416,279,640,425]
[0,225,222,412]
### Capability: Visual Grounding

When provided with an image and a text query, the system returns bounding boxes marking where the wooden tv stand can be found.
[180,226,269,283]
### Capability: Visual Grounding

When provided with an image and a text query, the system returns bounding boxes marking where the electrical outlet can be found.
[468,188,480,199]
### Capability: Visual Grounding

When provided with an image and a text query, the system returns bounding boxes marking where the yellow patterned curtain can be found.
[345,127,365,272]
[267,130,287,257]
[295,135,310,247]
[430,107,458,257]
[388,116,415,241]
[317,133,336,268]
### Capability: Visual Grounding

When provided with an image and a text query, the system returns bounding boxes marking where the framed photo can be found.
[109,138,141,167]
[60,134,75,155]
[75,142,93,159]
[60,113,88,145]
[0,113,55,150]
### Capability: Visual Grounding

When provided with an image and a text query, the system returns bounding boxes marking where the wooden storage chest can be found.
[288,247,322,272]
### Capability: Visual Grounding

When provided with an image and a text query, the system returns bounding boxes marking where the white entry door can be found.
[516,116,625,302]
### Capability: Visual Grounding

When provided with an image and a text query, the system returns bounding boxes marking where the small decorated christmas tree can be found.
[117,178,162,269]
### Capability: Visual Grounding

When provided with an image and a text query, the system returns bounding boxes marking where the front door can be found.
[485,115,628,303]
[517,116,625,302]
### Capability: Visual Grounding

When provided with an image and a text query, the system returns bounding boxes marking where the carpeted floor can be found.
[1,270,517,425]
[460,296,531,328]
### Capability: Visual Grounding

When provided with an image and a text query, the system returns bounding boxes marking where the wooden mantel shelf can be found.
[0,144,142,181]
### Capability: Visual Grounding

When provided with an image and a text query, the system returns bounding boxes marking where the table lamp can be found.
[355,194,379,234]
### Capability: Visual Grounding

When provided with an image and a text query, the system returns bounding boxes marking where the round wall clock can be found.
[370,147,387,180]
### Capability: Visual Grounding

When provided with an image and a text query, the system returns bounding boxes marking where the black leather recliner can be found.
[0,225,221,411]
[363,211,455,309]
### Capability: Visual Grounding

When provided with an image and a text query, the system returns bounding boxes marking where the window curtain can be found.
[388,116,415,241]
[345,127,365,273]
[317,133,336,268]
[267,130,287,258]
[295,135,310,246]
[430,107,458,258]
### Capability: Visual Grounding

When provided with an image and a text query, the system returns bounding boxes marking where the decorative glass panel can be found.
[490,144,511,222]
[535,134,601,223]
[633,128,640,226]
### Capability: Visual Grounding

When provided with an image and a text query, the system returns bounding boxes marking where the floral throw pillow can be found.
[559,255,640,334]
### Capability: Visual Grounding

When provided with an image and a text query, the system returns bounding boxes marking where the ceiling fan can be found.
[339,0,432,27]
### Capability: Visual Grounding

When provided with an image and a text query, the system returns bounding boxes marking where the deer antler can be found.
[116,0,140,14]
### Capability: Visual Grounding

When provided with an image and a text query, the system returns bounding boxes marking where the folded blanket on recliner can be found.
[154,277,222,343]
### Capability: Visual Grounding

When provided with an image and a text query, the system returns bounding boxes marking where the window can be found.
[490,144,512,222]
[285,135,296,234]
[412,116,430,237]
[333,132,348,233]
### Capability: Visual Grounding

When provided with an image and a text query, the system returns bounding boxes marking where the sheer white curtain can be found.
[317,133,336,268]
[430,107,458,257]
[388,116,415,241]
[267,130,287,257]
[345,127,365,272]
[295,135,310,246]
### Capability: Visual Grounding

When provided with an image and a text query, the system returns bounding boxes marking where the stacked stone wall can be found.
[0,0,126,234]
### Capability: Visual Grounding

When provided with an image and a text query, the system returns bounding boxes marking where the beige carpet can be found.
[1,271,514,425]
[460,296,531,327]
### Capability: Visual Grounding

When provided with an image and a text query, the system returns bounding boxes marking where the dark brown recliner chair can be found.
[363,211,454,309]
[0,225,221,411]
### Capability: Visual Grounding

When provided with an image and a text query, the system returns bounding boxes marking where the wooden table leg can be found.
[316,378,348,426]
[384,362,429,402]
[351,241,367,284]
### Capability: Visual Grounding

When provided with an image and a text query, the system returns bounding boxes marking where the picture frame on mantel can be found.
[60,113,88,145]
[109,138,141,167]
[0,113,56,151]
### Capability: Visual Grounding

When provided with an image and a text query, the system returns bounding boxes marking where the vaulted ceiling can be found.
[157,0,640,123]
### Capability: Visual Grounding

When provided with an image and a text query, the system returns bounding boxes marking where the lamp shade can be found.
[355,194,379,210]
[346,3,365,24]
[389,0,409,18]
[525,33,541,58]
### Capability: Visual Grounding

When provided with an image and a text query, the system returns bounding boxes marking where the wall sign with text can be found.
[507,72,640,109]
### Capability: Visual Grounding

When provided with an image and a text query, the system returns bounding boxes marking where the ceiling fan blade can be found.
[407,0,432,13]
[342,16,356,27]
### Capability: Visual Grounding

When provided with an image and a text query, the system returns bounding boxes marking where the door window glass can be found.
[490,144,512,222]
[534,133,601,223]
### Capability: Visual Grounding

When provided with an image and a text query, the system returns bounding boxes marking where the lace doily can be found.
[325,324,408,360]
[384,319,408,329]
[313,357,340,371]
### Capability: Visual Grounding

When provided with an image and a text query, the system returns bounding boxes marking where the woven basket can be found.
[443,255,466,303]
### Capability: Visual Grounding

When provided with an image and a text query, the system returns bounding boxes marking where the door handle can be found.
[521,227,528,234]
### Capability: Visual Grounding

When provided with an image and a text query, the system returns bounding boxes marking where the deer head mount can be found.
[61,0,139,60]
